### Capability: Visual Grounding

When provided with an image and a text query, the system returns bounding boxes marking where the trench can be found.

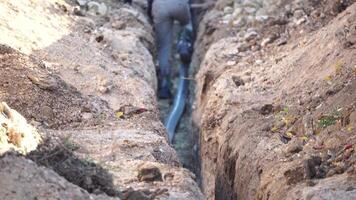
[158,6,201,178]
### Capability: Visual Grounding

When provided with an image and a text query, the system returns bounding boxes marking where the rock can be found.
[232,7,243,17]
[232,76,245,87]
[304,156,322,179]
[73,6,85,16]
[0,102,41,155]
[76,0,88,6]
[294,9,305,19]
[42,105,55,119]
[251,45,261,51]
[163,172,174,181]
[326,169,336,177]
[260,104,274,115]
[244,31,258,41]
[277,36,288,46]
[255,15,269,22]
[255,59,263,65]
[237,42,250,52]
[295,17,307,25]
[27,74,59,91]
[224,6,233,14]
[261,37,272,47]
[244,6,257,14]
[82,112,93,120]
[87,1,107,16]
[305,180,317,187]
[232,16,247,27]
[285,139,303,156]
[284,166,305,185]
[137,163,162,182]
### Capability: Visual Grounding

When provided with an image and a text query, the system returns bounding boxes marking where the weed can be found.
[318,107,342,128]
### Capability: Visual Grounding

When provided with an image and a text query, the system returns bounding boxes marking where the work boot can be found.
[158,76,172,99]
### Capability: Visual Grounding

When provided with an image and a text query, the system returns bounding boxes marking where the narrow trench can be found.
[157,3,201,182]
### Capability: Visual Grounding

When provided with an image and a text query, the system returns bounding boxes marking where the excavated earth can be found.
[1,0,356,200]
[193,0,356,199]
[0,0,203,199]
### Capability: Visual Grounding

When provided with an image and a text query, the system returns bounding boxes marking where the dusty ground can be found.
[0,0,203,199]
[193,0,356,199]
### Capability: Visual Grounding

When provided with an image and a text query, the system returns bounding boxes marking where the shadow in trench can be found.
[27,137,121,197]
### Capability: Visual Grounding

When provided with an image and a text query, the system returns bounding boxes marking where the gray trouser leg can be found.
[155,19,173,77]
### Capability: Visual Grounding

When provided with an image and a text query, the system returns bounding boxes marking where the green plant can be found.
[318,107,342,128]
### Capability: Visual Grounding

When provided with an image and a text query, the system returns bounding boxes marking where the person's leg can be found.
[172,0,191,26]
[154,19,174,98]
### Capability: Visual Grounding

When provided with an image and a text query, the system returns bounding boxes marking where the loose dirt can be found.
[193,0,355,199]
[0,0,204,199]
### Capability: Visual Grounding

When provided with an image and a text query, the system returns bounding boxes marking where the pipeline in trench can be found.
[158,3,201,181]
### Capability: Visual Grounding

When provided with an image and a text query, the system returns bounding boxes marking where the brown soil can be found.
[0,44,112,129]
[0,0,203,199]
[193,0,356,199]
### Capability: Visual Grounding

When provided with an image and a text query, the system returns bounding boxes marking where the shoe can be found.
[158,76,172,99]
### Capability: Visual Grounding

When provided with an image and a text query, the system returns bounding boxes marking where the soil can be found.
[1,0,355,199]
[193,0,356,199]
[0,0,203,199]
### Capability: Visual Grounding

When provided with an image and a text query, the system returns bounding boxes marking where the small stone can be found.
[326,169,336,177]
[255,15,269,22]
[82,112,93,120]
[232,16,247,27]
[223,14,232,22]
[76,0,88,6]
[296,17,307,25]
[87,1,107,16]
[224,6,233,14]
[261,37,272,47]
[251,45,261,51]
[237,42,250,52]
[244,31,258,41]
[232,76,245,87]
[304,156,322,179]
[284,166,305,185]
[260,104,273,115]
[293,9,305,19]
[244,6,257,14]
[232,8,243,17]
[335,163,346,174]
[305,180,317,187]
[285,139,303,156]
[163,173,174,181]
[255,60,263,65]
[138,163,162,182]
[277,37,288,46]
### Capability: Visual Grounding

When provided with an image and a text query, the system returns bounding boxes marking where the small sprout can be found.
[334,60,343,74]
[318,107,342,128]
[282,115,296,126]
[115,111,124,119]
[318,115,336,128]
[324,75,332,84]
[282,106,289,114]
[347,126,354,132]
[271,126,279,132]
[286,132,294,138]
[300,135,309,142]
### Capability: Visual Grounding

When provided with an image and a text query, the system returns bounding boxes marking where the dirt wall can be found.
[0,0,204,199]
[193,0,356,199]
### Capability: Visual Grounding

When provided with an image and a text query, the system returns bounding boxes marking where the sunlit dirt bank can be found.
[0,0,203,199]
[192,0,355,199]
